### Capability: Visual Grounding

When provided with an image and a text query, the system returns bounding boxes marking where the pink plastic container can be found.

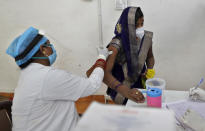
[146,88,162,108]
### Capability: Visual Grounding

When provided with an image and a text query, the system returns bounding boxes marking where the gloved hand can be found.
[181,109,205,131]
[97,47,113,60]
[145,69,155,79]
[189,87,205,101]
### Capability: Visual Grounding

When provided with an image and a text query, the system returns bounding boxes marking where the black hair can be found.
[19,49,41,69]
[135,7,144,26]
[19,59,34,69]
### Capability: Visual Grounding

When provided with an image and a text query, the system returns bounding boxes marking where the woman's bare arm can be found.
[103,45,145,103]
[146,45,155,69]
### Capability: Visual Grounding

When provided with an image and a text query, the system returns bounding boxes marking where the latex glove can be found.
[145,69,155,79]
[97,47,113,60]
[189,87,205,101]
[181,109,205,131]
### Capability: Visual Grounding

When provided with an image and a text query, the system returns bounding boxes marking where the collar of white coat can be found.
[22,63,48,70]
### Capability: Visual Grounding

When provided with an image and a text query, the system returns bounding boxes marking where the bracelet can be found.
[111,80,117,89]
[114,83,123,91]
[95,60,106,69]
[95,62,106,67]
[96,59,106,64]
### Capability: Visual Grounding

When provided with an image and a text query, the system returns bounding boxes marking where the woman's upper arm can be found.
[103,45,119,86]
[147,45,154,58]
[106,45,119,73]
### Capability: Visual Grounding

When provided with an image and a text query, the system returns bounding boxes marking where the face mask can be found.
[32,44,57,65]
[48,44,57,65]
[136,27,145,39]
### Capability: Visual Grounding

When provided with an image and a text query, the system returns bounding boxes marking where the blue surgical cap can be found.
[6,27,48,66]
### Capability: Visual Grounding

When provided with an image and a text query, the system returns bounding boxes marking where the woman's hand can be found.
[127,88,145,103]
[117,85,145,103]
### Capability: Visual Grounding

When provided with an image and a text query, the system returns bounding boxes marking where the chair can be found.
[0,109,12,131]
[0,97,12,131]
[0,100,12,121]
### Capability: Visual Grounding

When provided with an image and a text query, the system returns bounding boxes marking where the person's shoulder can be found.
[44,67,72,85]
[47,67,69,76]
[107,36,122,51]
[144,30,153,38]
[112,36,121,43]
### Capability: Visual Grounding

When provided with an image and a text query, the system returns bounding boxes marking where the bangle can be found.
[114,83,123,91]
[95,60,106,69]
[96,59,106,64]
[95,62,106,67]
[111,80,117,88]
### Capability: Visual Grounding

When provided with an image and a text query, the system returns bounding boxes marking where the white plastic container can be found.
[146,78,166,102]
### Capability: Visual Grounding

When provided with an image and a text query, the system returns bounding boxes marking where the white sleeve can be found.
[41,67,104,101]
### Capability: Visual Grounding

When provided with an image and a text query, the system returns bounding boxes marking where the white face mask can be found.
[136,27,145,39]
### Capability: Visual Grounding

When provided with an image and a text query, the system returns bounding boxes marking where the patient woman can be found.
[104,7,155,105]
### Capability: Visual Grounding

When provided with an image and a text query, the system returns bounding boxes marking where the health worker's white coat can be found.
[12,63,104,131]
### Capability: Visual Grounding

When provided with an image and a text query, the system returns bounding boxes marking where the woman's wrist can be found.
[114,83,123,91]
[116,85,130,98]
[147,66,154,69]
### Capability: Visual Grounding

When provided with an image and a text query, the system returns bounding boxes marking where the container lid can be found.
[147,88,162,97]
[146,78,166,89]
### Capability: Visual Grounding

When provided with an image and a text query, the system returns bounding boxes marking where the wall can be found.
[0,0,205,93]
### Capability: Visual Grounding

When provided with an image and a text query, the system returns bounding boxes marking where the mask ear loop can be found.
[32,48,48,59]
[31,43,49,59]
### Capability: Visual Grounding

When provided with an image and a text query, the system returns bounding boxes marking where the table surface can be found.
[126,90,189,107]
[126,90,190,131]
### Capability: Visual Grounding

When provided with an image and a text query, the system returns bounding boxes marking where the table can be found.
[126,90,189,131]
[126,90,189,107]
